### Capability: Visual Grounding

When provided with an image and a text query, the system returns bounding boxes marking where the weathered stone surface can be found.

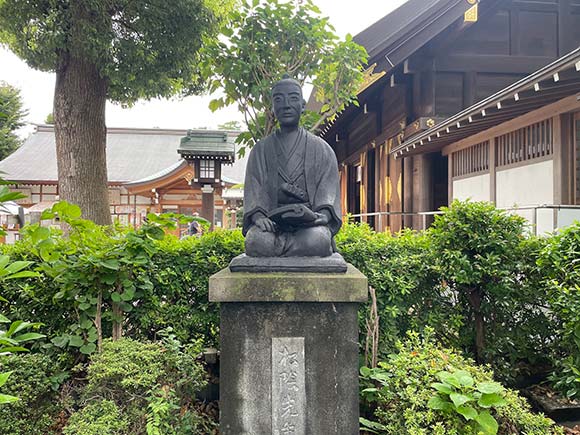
[272,337,306,435]
[218,302,361,435]
[209,264,367,303]
[229,252,348,273]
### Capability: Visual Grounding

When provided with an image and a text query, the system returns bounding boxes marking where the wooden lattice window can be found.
[496,118,553,167]
[452,141,489,177]
[199,160,215,179]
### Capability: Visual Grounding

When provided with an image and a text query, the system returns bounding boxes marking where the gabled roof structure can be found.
[0,125,246,185]
[354,0,476,69]
[178,130,235,163]
[393,46,580,157]
[314,0,476,136]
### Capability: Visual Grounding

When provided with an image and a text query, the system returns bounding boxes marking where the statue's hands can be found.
[312,210,331,226]
[254,216,277,233]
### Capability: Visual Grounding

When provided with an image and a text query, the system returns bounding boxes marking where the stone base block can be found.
[209,265,367,435]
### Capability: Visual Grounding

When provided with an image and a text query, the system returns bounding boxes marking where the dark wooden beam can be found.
[435,55,556,73]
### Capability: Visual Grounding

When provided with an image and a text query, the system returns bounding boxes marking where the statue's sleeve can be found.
[310,138,342,236]
[242,140,270,235]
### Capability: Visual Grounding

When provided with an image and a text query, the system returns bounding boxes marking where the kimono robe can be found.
[242,128,342,257]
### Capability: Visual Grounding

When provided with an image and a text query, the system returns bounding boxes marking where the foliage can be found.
[64,400,129,435]
[0,181,46,404]
[19,202,191,357]
[205,0,367,153]
[338,208,555,384]
[217,120,242,131]
[0,81,27,160]
[64,337,209,435]
[0,272,46,405]
[0,219,244,359]
[539,221,580,399]
[0,353,61,435]
[360,330,562,435]
[45,112,54,124]
[336,223,449,357]
[428,370,506,435]
[0,0,231,105]
[0,200,556,383]
[132,229,244,345]
[430,200,531,363]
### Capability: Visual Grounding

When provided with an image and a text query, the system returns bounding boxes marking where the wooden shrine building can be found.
[395,47,580,234]
[316,0,580,232]
[0,125,246,232]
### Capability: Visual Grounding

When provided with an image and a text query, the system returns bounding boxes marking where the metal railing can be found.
[348,204,580,236]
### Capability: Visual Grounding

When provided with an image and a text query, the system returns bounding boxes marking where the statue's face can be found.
[272,82,305,128]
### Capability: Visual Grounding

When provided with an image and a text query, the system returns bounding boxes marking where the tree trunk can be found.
[111,302,123,341]
[53,50,111,225]
[467,287,485,362]
[95,289,103,353]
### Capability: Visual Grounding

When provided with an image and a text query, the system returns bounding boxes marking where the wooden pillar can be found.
[489,139,496,204]
[553,114,574,205]
[340,165,348,223]
[403,156,414,228]
[201,184,215,228]
[412,154,433,230]
[448,153,454,204]
[230,208,237,229]
[360,152,367,224]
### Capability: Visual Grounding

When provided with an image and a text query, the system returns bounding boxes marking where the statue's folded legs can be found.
[245,225,333,257]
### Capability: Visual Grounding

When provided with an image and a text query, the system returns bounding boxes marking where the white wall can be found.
[495,160,554,234]
[453,174,490,202]
[496,160,553,208]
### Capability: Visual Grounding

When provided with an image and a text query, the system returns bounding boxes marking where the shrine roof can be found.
[178,130,235,162]
[0,125,246,185]
[393,46,580,157]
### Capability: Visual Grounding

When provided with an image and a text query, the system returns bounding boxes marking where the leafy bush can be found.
[0,207,243,361]
[360,330,562,435]
[429,201,555,382]
[64,400,129,435]
[130,229,244,346]
[338,207,554,384]
[0,353,61,435]
[539,221,580,398]
[336,224,452,357]
[64,336,211,435]
[430,200,527,363]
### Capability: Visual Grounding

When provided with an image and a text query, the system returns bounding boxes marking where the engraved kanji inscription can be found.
[272,337,305,435]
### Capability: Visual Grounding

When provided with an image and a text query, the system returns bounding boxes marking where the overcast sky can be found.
[0,0,407,136]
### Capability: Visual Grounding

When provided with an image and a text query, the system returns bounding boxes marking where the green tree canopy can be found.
[205,0,368,151]
[218,120,242,131]
[0,81,27,160]
[0,0,229,104]
[0,0,232,224]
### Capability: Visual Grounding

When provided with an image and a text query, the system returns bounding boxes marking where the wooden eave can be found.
[124,161,194,195]
[320,73,390,140]
[392,47,580,158]
[358,0,475,69]
[318,0,476,138]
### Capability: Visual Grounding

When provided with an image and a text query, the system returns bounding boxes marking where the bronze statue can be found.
[230,76,346,272]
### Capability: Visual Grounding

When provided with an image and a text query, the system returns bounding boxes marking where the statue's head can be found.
[271,74,305,128]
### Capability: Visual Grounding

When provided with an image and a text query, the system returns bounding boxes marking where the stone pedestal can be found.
[209,265,367,435]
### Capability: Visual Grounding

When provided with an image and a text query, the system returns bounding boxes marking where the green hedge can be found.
[0,200,575,384]
[0,353,62,435]
[1,200,578,434]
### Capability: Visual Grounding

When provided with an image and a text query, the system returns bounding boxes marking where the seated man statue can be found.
[242,75,342,258]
